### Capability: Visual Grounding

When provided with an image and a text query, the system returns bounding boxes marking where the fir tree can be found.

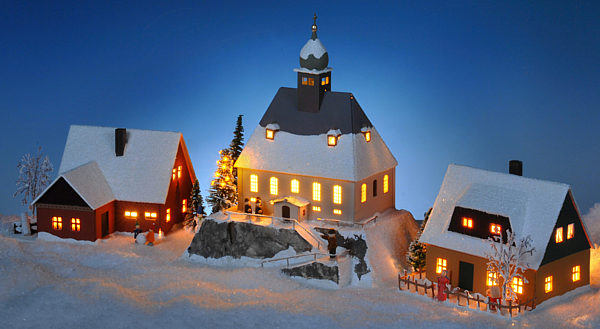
[183,179,203,228]
[207,148,237,214]
[229,114,244,185]
[406,207,432,273]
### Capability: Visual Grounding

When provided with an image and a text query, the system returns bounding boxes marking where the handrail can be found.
[260,249,351,268]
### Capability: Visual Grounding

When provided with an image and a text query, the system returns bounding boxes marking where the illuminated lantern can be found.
[265,123,280,140]
[361,126,371,142]
[326,128,341,146]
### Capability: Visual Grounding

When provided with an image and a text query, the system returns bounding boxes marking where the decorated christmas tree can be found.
[207,148,237,214]
[406,207,432,273]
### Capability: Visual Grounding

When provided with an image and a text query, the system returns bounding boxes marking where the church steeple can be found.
[295,14,331,113]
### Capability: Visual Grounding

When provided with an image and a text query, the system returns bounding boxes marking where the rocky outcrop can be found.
[187,218,313,259]
[315,227,370,279]
[282,261,339,284]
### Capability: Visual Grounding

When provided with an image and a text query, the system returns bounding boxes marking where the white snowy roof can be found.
[235,125,397,182]
[53,125,193,205]
[419,164,585,270]
[300,38,327,60]
[270,196,310,207]
[54,161,114,209]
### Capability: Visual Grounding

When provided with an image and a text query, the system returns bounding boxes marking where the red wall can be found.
[37,206,96,242]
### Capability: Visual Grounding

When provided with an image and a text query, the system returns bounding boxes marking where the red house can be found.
[33,125,195,241]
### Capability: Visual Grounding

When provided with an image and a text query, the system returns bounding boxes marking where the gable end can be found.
[36,177,91,208]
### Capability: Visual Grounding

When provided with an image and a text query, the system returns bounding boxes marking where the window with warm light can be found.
[308,78,314,86]
[573,265,580,282]
[545,276,553,293]
[487,271,498,286]
[313,206,321,212]
[327,135,337,146]
[291,179,299,193]
[556,227,564,243]
[462,217,473,229]
[145,212,157,220]
[364,131,371,142]
[125,211,138,218]
[512,277,523,294]
[383,175,389,193]
[333,209,342,215]
[71,218,80,231]
[361,184,367,203]
[177,166,182,179]
[321,76,329,85]
[52,216,62,230]
[166,208,171,222]
[270,177,278,195]
[333,185,342,204]
[182,199,187,213]
[302,77,308,85]
[250,174,258,192]
[436,258,447,274]
[567,223,575,239]
[172,168,176,181]
[313,182,321,201]
[266,129,275,140]
[491,223,501,235]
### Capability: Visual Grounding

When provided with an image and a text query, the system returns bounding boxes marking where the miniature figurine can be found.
[487,286,501,311]
[255,197,263,215]
[320,228,338,259]
[244,198,252,214]
[133,221,142,243]
[146,223,155,246]
[437,270,450,301]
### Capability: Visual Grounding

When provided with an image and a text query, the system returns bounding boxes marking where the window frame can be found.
[436,258,447,274]
[250,174,258,192]
[361,184,367,203]
[556,227,564,243]
[545,276,553,293]
[52,216,63,230]
[312,182,321,201]
[333,185,342,204]
[291,179,299,193]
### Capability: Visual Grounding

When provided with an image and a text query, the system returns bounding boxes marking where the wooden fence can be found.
[398,270,536,317]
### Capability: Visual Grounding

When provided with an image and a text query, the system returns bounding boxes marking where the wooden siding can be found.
[536,248,590,305]
[37,206,96,242]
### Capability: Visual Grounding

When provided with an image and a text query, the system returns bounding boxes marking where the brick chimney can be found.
[509,160,523,176]
[115,128,127,157]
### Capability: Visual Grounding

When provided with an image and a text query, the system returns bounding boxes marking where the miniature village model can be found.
[32,125,195,241]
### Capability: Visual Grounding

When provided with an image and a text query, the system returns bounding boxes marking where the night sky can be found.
[2,1,599,219]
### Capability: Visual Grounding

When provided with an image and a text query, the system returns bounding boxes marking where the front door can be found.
[101,211,109,237]
[282,206,290,218]
[458,261,474,291]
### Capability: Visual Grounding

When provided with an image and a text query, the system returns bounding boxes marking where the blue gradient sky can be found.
[2,1,599,219]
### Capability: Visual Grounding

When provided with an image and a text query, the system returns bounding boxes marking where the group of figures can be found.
[243,197,263,215]
[133,221,156,246]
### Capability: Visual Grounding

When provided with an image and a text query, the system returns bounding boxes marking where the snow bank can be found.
[583,203,600,245]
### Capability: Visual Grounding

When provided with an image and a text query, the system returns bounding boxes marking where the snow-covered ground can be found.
[1,212,600,328]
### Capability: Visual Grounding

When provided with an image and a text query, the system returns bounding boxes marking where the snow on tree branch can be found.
[14,147,53,212]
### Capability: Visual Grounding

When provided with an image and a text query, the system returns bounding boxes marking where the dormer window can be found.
[490,223,501,235]
[327,128,341,147]
[265,123,280,140]
[462,217,473,229]
[361,126,371,142]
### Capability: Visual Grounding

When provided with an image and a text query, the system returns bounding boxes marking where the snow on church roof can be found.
[235,125,397,182]
[55,125,193,205]
[419,164,580,270]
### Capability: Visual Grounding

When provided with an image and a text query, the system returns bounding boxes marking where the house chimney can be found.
[115,128,127,157]
[509,160,523,176]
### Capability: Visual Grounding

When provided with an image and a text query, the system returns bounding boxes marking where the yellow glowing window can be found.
[250,197,256,202]
[462,217,473,229]
[166,208,171,222]
[321,76,329,85]
[71,218,80,231]
[270,177,278,195]
[177,166,182,179]
[490,223,501,235]
[333,185,342,204]
[436,258,447,274]
[545,276,553,293]
[567,223,575,239]
[512,277,523,294]
[383,175,389,193]
[333,209,342,215]
[182,199,187,213]
[327,135,337,146]
[125,211,137,218]
[302,77,308,85]
[313,182,321,201]
[266,129,275,140]
[364,131,371,142]
[487,271,498,286]
[313,206,321,212]
[556,227,563,243]
[361,184,367,203]
[52,216,62,230]
[573,265,580,282]
[291,179,299,193]
[308,78,314,86]
[172,168,176,181]
[250,174,258,192]
[145,212,157,220]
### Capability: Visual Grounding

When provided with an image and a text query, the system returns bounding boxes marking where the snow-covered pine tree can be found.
[14,147,53,215]
[207,148,237,214]
[485,230,535,304]
[183,179,203,228]
[406,207,433,273]
[229,114,244,185]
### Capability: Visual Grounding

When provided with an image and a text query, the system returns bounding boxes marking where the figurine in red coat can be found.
[437,271,449,301]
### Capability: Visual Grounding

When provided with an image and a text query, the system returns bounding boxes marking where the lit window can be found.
[573,265,580,282]
[333,209,341,215]
[487,271,498,286]
[491,224,501,235]
[313,206,321,212]
[182,199,187,213]
[302,77,308,85]
[361,184,367,203]
[545,276,553,293]
[177,166,182,179]
[308,78,314,86]
[333,185,342,204]
[166,208,171,222]
[125,211,137,218]
[145,212,157,220]
[52,216,62,230]
[250,174,258,192]
[266,129,275,140]
[327,135,337,146]
[250,197,256,202]
[172,169,176,181]
[383,175,389,193]
[462,217,473,229]
[567,223,575,239]
[556,227,564,243]
[321,76,329,85]
[436,258,447,274]
[313,182,321,201]
[291,179,299,193]
[512,277,523,294]
[71,218,80,231]
[270,177,278,195]
[364,131,371,142]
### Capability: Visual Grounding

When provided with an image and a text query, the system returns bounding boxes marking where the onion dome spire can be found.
[299,13,329,71]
